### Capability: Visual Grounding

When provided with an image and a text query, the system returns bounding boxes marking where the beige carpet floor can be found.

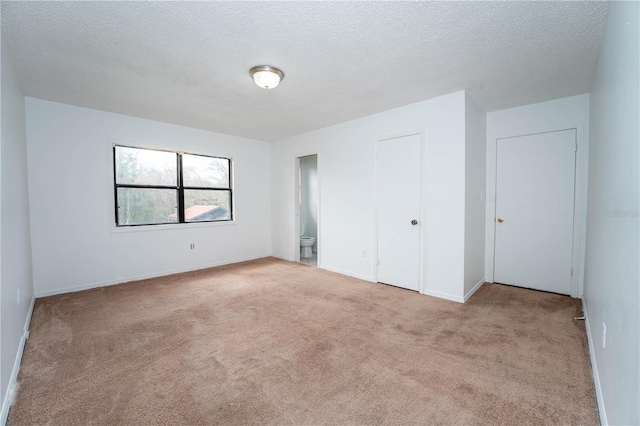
[9,257,598,425]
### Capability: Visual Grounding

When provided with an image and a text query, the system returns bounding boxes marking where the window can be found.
[114,145,232,226]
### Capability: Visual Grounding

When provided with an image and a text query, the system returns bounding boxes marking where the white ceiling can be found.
[1,1,607,142]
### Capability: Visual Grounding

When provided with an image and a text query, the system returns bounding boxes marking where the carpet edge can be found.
[583,299,607,425]
[1,295,35,426]
[34,254,271,298]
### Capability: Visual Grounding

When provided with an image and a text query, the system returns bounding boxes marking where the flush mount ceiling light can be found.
[249,65,284,89]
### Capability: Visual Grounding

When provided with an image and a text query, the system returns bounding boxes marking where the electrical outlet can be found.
[17,289,20,306]
[602,323,606,349]
[361,248,367,257]
[190,243,195,250]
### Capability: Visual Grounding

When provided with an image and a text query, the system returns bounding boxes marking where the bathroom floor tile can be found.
[299,253,317,267]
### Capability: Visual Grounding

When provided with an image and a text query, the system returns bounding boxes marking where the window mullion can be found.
[181,186,231,191]
[115,184,178,190]
[177,153,185,223]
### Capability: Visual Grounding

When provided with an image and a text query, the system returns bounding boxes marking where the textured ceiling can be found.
[1,1,608,142]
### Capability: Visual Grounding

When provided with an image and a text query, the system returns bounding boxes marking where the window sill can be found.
[110,220,237,234]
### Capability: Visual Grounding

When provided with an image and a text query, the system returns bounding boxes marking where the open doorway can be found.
[297,155,318,267]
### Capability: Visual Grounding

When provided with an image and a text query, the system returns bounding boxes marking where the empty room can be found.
[1,1,638,425]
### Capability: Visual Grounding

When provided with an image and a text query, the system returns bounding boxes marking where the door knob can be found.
[411,220,418,225]
[497,217,504,223]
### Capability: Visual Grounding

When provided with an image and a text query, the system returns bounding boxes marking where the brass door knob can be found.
[497,217,504,223]
[411,220,418,225]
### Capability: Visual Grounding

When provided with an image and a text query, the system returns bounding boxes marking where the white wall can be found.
[485,94,590,296]
[299,155,318,251]
[271,91,468,301]
[1,36,35,422]
[463,94,486,299]
[584,2,639,424]
[25,98,271,297]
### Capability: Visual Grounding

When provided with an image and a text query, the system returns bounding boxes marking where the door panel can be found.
[377,134,421,291]
[494,129,576,294]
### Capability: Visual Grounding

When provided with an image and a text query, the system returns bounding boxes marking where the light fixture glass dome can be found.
[249,65,284,89]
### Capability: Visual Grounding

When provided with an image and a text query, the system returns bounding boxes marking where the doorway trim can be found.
[486,123,587,298]
[373,129,427,293]
[294,153,320,267]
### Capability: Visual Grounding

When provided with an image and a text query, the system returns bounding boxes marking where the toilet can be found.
[300,222,316,258]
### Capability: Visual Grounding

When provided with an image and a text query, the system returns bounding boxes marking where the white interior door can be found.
[377,133,421,291]
[494,129,576,294]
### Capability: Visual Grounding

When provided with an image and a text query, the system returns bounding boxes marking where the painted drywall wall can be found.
[25,98,271,296]
[463,94,486,299]
[271,91,467,301]
[584,2,639,424]
[485,94,590,296]
[299,155,318,251]
[1,36,35,422]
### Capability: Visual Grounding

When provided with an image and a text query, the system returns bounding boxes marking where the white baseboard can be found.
[582,299,607,425]
[271,254,295,262]
[1,296,35,426]
[421,288,464,303]
[35,254,271,298]
[319,265,375,283]
[464,279,485,302]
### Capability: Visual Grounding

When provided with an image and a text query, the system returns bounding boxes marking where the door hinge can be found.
[571,268,574,277]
